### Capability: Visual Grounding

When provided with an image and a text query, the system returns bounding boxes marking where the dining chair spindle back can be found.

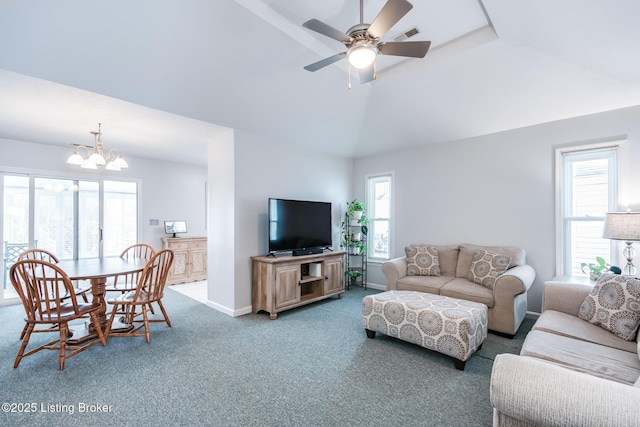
[10,259,107,370]
[18,248,90,303]
[105,243,156,293]
[106,249,174,343]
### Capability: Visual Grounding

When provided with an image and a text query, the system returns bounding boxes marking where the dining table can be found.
[56,257,147,344]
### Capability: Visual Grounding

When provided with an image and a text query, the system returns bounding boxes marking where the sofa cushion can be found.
[466,249,511,289]
[521,330,640,385]
[533,310,637,353]
[411,244,459,277]
[405,245,440,276]
[456,244,525,278]
[440,278,494,308]
[396,275,454,294]
[578,274,640,341]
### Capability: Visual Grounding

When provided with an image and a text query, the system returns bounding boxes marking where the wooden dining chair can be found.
[105,249,174,343]
[9,259,107,370]
[105,243,156,294]
[18,248,91,303]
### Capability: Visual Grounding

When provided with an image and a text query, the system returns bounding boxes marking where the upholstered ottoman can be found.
[362,290,488,370]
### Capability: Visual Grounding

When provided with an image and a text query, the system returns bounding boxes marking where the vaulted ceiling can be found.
[1,0,639,166]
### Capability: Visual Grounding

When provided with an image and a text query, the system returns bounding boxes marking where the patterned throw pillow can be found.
[405,245,440,276]
[578,274,640,341]
[466,249,511,290]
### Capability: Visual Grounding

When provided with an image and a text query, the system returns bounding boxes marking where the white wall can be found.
[1,134,353,317]
[354,105,640,313]
[206,129,236,315]
[0,138,207,250]
[232,129,352,314]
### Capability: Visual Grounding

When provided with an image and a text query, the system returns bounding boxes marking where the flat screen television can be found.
[164,220,187,238]
[268,198,332,256]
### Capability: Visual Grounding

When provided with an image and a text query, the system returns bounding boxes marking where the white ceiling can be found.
[0,0,639,167]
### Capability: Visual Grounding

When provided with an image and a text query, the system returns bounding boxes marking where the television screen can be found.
[269,198,332,254]
[164,220,187,235]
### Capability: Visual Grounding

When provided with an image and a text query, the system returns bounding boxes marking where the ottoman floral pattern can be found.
[362,291,488,362]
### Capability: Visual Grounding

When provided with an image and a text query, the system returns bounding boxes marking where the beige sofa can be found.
[491,279,640,426]
[381,243,535,336]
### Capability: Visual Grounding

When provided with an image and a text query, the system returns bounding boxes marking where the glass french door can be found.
[1,173,138,303]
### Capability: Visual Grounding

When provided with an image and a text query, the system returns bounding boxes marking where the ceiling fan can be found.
[302,0,431,84]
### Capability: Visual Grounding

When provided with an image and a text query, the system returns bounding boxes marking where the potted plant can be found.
[345,270,363,286]
[349,241,364,255]
[581,256,610,281]
[347,199,366,223]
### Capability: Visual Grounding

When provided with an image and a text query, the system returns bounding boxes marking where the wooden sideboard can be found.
[251,251,345,319]
[161,237,207,285]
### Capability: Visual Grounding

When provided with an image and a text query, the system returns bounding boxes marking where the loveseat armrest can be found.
[493,265,535,296]
[490,354,640,427]
[381,257,408,290]
[541,280,593,316]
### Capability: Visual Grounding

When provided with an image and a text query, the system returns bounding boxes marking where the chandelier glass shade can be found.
[66,123,128,171]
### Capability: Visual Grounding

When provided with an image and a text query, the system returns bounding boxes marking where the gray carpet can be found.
[0,286,533,426]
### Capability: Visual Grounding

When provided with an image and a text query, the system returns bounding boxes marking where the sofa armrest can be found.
[381,257,408,290]
[541,280,593,316]
[493,265,535,296]
[491,354,640,427]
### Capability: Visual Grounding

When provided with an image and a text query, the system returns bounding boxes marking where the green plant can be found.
[350,240,365,254]
[581,256,610,275]
[346,199,369,234]
[345,270,363,279]
[347,199,365,215]
[358,214,369,235]
[340,220,350,249]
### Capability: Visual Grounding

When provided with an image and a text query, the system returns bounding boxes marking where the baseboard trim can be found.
[362,282,386,291]
[205,300,252,317]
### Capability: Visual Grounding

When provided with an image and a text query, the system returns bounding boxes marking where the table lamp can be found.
[602,212,640,276]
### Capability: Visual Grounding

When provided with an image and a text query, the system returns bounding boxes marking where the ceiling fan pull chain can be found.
[348,63,352,90]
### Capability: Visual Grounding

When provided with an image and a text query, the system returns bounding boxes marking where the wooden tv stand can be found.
[251,251,345,319]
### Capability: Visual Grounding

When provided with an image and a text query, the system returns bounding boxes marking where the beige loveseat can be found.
[381,243,535,336]
[491,278,640,426]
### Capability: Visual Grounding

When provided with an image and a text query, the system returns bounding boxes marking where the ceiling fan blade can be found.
[303,19,352,44]
[378,40,431,58]
[359,65,376,84]
[367,0,413,39]
[304,52,347,72]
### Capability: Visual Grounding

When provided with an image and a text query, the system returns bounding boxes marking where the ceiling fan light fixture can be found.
[347,44,377,69]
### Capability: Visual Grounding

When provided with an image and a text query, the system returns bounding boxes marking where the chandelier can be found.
[66,123,128,171]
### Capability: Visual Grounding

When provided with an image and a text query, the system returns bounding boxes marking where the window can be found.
[556,144,620,276]
[367,173,392,260]
[1,172,139,302]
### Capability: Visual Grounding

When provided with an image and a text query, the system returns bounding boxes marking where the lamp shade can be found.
[66,151,84,166]
[602,212,640,241]
[347,44,376,69]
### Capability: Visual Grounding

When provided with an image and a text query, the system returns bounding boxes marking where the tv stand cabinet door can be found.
[323,258,343,294]
[274,264,301,309]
